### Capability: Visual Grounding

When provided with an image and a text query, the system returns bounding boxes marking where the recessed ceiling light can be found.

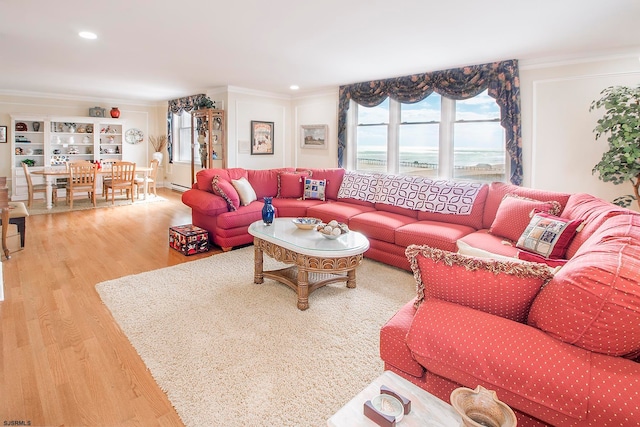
[79,31,97,40]
[290,85,300,90]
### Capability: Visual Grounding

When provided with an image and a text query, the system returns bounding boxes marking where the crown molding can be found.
[520,48,640,70]
[0,89,159,107]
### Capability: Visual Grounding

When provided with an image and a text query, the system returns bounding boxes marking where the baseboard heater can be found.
[171,183,191,192]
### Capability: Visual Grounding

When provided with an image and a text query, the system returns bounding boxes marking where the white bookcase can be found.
[10,114,126,200]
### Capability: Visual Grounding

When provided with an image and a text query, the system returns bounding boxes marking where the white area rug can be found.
[96,246,415,427]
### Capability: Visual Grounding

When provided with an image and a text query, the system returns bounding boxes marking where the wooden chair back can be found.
[69,162,97,187]
[149,159,159,180]
[110,162,136,185]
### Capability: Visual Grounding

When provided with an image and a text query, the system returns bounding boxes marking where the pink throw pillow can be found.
[212,175,240,211]
[406,245,554,323]
[490,194,561,242]
[277,172,308,199]
[516,212,583,259]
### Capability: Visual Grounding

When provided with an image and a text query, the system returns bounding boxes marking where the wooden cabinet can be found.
[10,114,125,200]
[190,109,225,183]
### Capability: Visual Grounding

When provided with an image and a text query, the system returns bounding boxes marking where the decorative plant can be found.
[149,135,168,153]
[21,159,36,167]
[590,85,640,209]
[195,96,216,110]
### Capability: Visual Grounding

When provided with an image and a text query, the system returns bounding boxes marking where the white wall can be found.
[520,54,640,206]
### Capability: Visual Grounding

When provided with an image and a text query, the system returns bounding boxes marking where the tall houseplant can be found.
[590,85,640,209]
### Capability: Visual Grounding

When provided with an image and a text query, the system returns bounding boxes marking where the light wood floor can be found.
[0,188,221,426]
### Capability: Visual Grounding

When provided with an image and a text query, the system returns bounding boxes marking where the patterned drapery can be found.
[338,60,522,185]
[166,94,209,163]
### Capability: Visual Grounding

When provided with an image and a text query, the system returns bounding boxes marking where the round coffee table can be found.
[248,218,370,310]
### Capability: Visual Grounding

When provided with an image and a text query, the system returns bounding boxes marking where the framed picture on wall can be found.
[301,124,328,149]
[251,121,274,155]
[0,126,6,143]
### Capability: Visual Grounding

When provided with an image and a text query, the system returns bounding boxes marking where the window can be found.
[352,90,506,182]
[172,111,194,163]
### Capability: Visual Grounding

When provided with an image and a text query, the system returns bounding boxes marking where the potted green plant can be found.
[590,85,640,208]
[21,159,36,167]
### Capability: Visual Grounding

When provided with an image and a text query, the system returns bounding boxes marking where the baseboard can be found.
[171,183,190,192]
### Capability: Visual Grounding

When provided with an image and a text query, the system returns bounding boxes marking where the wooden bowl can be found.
[450,386,517,427]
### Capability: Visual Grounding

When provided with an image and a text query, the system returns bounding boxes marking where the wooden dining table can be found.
[32,165,154,210]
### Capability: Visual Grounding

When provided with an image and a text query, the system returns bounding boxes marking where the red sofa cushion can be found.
[395,221,476,253]
[181,189,229,216]
[271,198,323,218]
[301,168,345,200]
[406,299,590,425]
[528,215,640,357]
[349,211,417,244]
[483,182,571,229]
[248,168,293,199]
[196,168,248,192]
[212,175,240,211]
[406,245,554,322]
[306,201,376,225]
[561,193,631,258]
[277,171,308,199]
[489,194,561,242]
[215,202,265,230]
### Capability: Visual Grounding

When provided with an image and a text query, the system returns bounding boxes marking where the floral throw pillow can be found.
[406,244,555,323]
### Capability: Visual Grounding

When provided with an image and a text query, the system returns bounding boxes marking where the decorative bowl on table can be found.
[315,220,349,239]
[292,217,321,230]
[450,385,517,427]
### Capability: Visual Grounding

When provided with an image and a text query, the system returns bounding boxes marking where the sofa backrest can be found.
[561,193,634,258]
[247,168,295,199]
[299,168,346,201]
[482,182,571,229]
[196,168,248,193]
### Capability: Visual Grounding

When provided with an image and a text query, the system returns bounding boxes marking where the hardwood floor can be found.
[0,189,221,426]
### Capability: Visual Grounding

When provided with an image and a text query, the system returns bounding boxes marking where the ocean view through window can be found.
[354,90,506,182]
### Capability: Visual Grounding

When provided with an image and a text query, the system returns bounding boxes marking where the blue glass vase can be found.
[262,197,275,225]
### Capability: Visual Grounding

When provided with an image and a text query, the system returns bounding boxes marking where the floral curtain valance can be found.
[166,94,209,163]
[337,59,522,185]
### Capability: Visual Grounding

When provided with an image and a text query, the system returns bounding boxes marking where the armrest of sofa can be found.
[181,189,229,216]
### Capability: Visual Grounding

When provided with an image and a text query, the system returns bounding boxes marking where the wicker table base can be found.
[253,237,365,310]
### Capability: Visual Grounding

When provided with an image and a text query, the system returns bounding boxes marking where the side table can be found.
[327,370,462,427]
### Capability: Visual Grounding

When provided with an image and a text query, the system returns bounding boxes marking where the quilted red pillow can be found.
[212,175,240,211]
[490,194,561,242]
[516,212,583,259]
[277,172,308,199]
[406,245,555,323]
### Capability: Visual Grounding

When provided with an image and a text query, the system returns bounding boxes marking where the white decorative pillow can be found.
[303,178,326,201]
[231,177,257,206]
[456,240,524,263]
[337,171,380,202]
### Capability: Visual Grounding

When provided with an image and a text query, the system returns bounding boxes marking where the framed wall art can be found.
[300,124,328,149]
[251,120,274,155]
[0,126,7,143]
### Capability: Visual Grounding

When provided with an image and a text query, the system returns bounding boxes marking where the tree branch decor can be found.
[590,85,640,208]
[149,135,168,153]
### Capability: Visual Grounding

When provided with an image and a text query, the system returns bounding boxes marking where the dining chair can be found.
[65,161,98,209]
[135,159,159,198]
[22,162,58,208]
[100,159,119,194]
[104,161,136,204]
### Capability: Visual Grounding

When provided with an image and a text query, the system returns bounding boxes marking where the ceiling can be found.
[1,0,639,102]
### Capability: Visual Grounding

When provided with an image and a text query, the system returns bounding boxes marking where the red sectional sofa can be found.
[182,167,640,426]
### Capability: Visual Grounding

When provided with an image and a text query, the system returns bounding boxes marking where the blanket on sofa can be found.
[338,171,483,215]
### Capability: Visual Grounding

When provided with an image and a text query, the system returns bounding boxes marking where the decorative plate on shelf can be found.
[125,128,144,144]
[15,122,28,131]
